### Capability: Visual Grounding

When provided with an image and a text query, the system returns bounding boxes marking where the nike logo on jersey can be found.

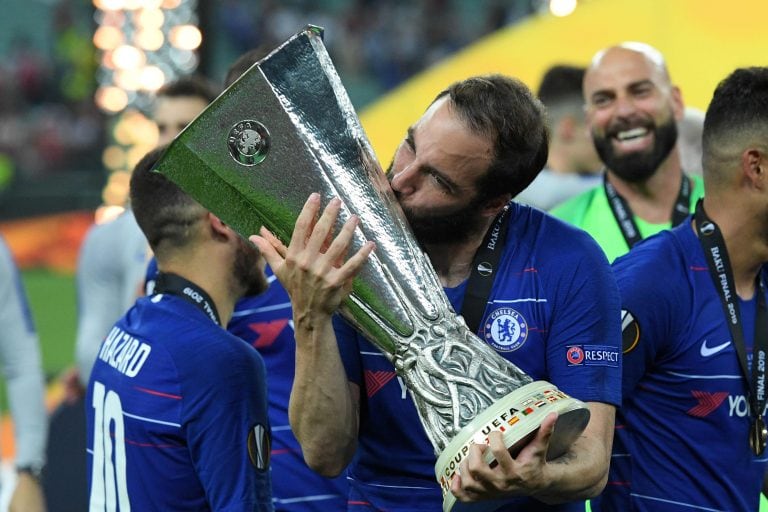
[700,339,731,357]
[364,370,396,398]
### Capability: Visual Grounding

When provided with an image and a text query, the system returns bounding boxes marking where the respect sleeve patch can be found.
[566,345,620,367]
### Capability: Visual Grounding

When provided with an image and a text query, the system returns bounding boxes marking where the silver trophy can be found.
[155,25,590,512]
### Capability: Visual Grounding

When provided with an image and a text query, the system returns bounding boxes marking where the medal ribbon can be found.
[604,172,691,249]
[461,203,511,333]
[154,272,221,326]
[694,199,768,454]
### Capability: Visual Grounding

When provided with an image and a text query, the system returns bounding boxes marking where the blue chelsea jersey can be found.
[146,260,348,511]
[86,293,273,511]
[335,203,622,512]
[228,270,349,511]
[599,221,768,512]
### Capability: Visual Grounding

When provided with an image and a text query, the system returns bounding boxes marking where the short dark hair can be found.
[537,64,586,105]
[224,46,272,88]
[157,75,219,103]
[536,64,586,128]
[129,147,207,260]
[703,67,768,180]
[435,74,549,200]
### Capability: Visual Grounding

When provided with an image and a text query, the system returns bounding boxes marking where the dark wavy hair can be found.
[433,74,549,201]
[703,67,768,184]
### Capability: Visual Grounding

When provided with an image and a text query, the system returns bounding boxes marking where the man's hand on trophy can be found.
[250,193,375,323]
[450,412,559,502]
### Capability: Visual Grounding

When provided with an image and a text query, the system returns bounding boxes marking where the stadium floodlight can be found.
[92,0,200,210]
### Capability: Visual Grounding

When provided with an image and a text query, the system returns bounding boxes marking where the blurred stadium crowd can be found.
[0,0,537,215]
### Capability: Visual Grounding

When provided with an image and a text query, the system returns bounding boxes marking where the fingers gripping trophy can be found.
[155,26,590,511]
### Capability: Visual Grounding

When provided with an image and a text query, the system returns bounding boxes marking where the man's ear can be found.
[671,85,685,121]
[208,213,233,241]
[482,194,511,218]
[742,148,767,190]
[556,115,577,142]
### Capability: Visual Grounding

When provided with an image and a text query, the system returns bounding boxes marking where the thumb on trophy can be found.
[514,412,558,465]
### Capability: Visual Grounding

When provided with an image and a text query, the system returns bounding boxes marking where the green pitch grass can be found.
[0,269,77,412]
[23,268,78,379]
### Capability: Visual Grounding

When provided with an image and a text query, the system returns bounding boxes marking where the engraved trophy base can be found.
[435,381,590,512]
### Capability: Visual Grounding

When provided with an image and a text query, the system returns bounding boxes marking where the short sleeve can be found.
[541,226,622,406]
[180,335,273,511]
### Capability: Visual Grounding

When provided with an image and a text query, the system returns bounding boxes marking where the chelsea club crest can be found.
[482,307,528,352]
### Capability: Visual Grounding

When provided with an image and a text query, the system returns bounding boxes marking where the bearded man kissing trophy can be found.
[154,25,592,512]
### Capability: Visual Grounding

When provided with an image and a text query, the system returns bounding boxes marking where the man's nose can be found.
[614,94,637,118]
[389,164,419,195]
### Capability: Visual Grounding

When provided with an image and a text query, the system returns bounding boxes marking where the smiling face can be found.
[584,46,684,183]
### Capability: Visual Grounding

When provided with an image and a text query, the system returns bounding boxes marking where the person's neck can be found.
[160,252,238,326]
[701,195,767,299]
[423,217,495,288]
[547,150,574,175]
[547,140,602,176]
[607,148,685,224]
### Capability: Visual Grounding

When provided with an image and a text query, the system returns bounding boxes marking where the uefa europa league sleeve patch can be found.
[247,423,271,471]
[621,309,641,354]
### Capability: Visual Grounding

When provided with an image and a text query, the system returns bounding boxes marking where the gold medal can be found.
[750,417,767,455]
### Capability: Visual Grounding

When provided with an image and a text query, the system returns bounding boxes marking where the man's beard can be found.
[592,115,678,183]
[386,161,487,245]
[402,199,488,246]
[233,237,268,297]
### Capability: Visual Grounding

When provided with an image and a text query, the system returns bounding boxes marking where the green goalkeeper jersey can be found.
[551,174,705,263]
